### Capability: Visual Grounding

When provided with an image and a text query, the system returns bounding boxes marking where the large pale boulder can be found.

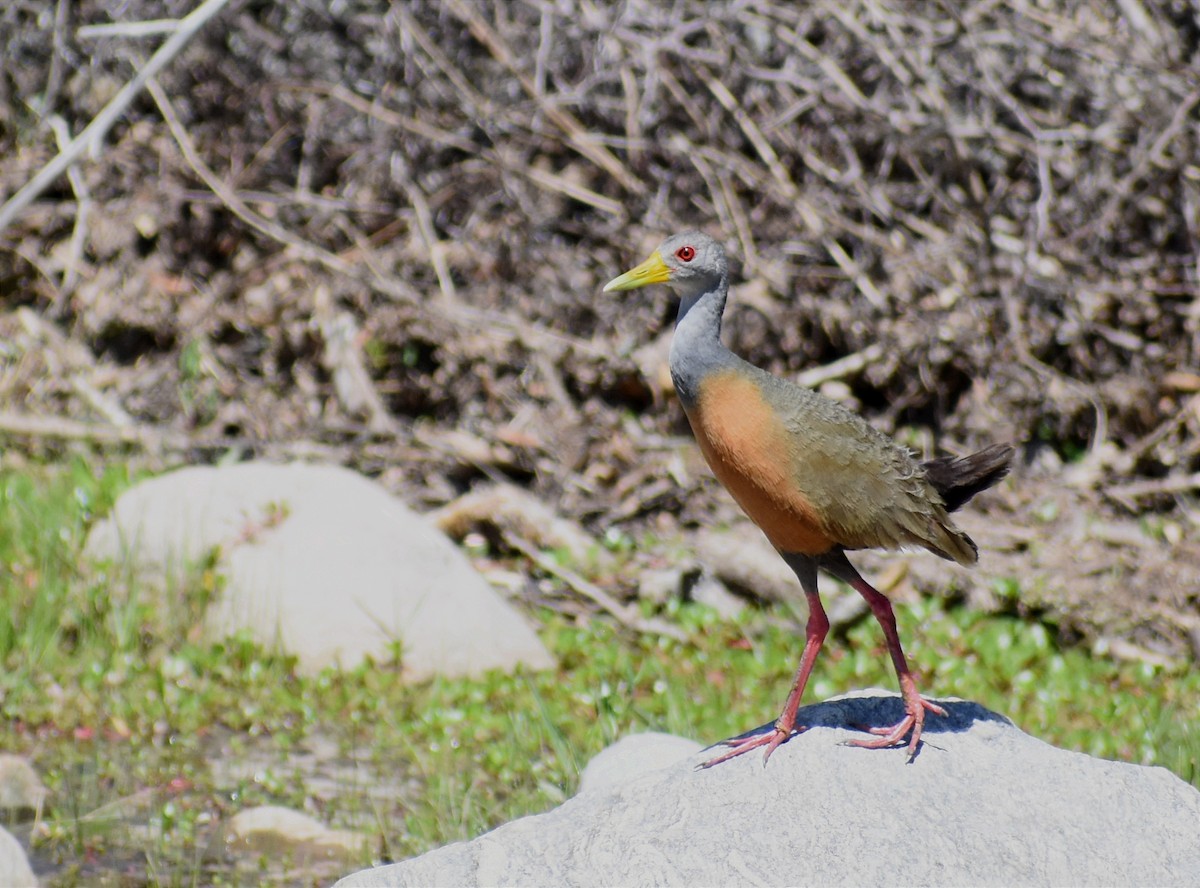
[85,462,555,678]
[336,691,1200,886]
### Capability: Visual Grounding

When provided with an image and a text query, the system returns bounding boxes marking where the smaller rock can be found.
[225,805,368,862]
[0,756,47,819]
[579,732,704,795]
[0,826,36,888]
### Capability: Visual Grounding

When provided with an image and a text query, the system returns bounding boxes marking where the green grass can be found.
[1,457,1198,885]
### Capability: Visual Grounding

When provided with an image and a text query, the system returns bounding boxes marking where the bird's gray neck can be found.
[668,283,735,410]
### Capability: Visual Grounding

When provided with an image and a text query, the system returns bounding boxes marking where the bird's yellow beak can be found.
[603,250,671,292]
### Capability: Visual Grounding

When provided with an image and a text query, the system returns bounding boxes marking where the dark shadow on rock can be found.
[705,694,1011,753]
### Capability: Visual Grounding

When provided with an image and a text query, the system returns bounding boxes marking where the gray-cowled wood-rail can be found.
[604,231,1013,767]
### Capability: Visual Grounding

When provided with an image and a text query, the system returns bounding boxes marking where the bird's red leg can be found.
[699,588,829,768]
[843,572,946,760]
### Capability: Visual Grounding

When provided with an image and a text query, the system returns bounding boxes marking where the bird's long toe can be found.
[697,725,799,769]
[846,695,946,758]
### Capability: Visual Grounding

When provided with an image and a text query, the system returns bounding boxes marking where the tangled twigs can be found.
[0,0,232,235]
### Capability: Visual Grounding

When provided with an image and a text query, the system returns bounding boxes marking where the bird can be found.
[603,231,1013,767]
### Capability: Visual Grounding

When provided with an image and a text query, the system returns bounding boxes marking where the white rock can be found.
[579,732,704,795]
[0,756,47,816]
[85,462,555,678]
[225,805,366,861]
[0,826,36,887]
[335,691,1200,887]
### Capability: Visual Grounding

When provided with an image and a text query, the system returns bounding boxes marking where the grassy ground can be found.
[2,457,1198,885]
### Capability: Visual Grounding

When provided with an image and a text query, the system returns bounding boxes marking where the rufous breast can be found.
[687,368,835,556]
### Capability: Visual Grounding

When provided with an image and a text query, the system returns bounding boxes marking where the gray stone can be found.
[0,825,36,887]
[224,805,367,861]
[578,732,704,795]
[335,690,1200,887]
[85,462,555,678]
[0,756,47,817]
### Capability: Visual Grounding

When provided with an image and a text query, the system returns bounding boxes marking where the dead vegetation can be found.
[2,0,1199,657]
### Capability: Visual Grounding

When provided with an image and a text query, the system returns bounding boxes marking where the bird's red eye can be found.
[676,246,696,262]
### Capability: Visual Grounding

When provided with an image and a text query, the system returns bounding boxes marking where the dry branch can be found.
[505,534,687,642]
[45,115,90,297]
[445,0,644,195]
[1107,474,1200,506]
[0,0,232,235]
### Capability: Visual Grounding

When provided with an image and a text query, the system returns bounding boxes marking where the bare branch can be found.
[0,0,233,235]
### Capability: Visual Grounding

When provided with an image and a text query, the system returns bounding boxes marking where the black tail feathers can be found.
[922,443,1015,513]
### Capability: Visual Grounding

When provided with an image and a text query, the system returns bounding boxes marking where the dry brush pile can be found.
[2,0,1199,530]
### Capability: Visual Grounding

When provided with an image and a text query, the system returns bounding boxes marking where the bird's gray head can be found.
[602,231,728,300]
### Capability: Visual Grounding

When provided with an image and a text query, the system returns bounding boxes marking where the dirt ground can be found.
[2,0,1199,661]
